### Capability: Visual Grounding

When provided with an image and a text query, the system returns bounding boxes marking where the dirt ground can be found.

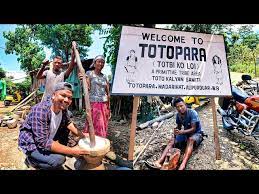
[0,125,26,170]
[1,99,259,170]
[0,104,131,170]
[134,100,259,170]
[0,102,27,170]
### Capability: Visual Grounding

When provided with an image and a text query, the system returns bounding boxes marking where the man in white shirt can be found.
[36,48,76,102]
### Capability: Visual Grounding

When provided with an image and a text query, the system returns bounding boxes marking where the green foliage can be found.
[226,25,259,76]
[3,24,99,73]
[31,24,97,62]
[170,24,259,76]
[16,76,31,93]
[0,67,6,78]
[4,77,16,93]
[103,25,122,74]
[3,25,45,72]
[169,24,231,34]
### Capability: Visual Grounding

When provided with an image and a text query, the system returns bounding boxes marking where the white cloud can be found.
[6,71,27,83]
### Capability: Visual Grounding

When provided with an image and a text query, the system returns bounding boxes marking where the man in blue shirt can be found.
[153,97,203,170]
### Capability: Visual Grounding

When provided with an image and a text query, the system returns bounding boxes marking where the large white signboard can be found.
[111,26,232,96]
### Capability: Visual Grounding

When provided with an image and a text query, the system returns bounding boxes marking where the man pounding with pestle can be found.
[18,82,89,170]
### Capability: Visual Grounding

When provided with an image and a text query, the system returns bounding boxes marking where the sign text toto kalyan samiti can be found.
[112,26,232,96]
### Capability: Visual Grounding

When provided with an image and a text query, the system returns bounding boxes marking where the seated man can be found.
[18,82,89,170]
[152,97,204,170]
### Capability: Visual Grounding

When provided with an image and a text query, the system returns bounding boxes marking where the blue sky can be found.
[0,24,20,71]
[0,24,111,76]
[0,24,258,75]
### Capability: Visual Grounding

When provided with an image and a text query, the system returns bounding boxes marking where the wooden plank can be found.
[211,97,221,160]
[128,96,140,161]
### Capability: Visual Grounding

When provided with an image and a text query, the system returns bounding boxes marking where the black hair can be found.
[173,97,184,107]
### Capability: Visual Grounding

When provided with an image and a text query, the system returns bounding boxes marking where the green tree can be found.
[170,24,234,55]
[3,24,100,73]
[16,76,31,94]
[4,77,16,93]
[226,25,259,76]
[169,24,259,76]
[103,25,123,75]
[0,67,6,79]
[169,24,231,34]
[228,44,255,73]
[30,24,100,62]
[104,24,143,74]
[3,25,45,72]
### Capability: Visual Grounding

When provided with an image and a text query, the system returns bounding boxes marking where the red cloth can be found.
[83,102,109,138]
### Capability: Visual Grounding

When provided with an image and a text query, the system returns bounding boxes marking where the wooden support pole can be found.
[211,97,221,160]
[72,41,96,147]
[128,96,140,161]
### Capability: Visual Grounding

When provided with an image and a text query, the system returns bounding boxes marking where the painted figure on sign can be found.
[212,55,223,85]
[124,49,138,83]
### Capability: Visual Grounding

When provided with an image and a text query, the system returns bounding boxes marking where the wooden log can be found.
[10,90,38,112]
[72,41,96,147]
[14,96,34,112]
[137,111,174,130]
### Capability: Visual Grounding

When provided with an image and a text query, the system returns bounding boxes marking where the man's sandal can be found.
[144,160,161,170]
[161,148,181,170]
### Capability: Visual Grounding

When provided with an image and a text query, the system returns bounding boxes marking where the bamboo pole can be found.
[13,94,36,112]
[133,120,165,166]
[72,41,96,147]
[10,90,38,112]
[128,96,140,160]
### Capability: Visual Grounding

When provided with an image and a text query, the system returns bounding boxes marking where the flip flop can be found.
[144,160,161,170]
[161,148,181,170]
